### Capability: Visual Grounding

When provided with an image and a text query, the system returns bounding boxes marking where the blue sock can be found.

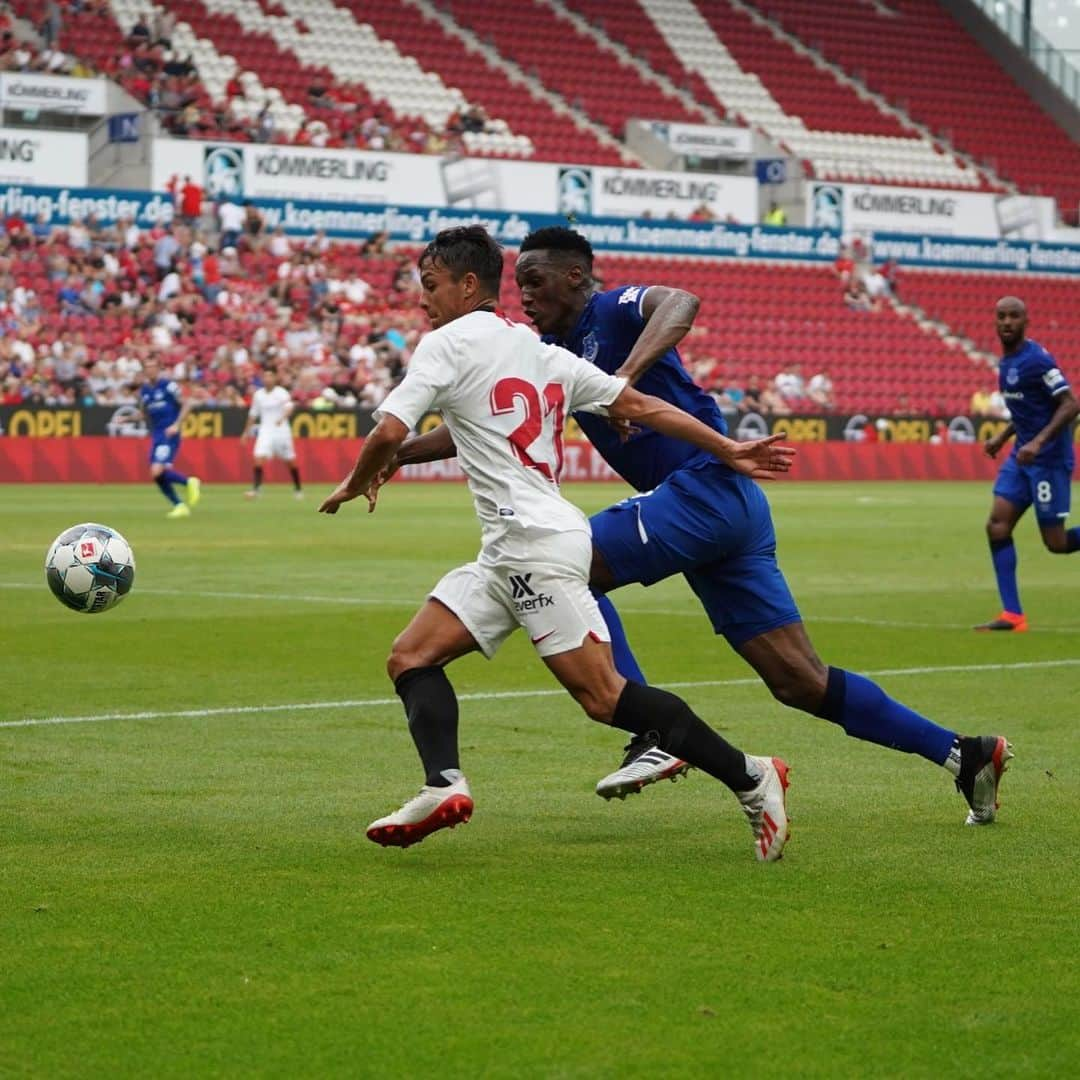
[593,591,648,683]
[163,468,188,486]
[154,474,180,505]
[1067,528,1080,553]
[989,538,1022,615]
[814,667,956,765]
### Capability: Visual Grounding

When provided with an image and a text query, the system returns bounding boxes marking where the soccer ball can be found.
[45,523,136,614]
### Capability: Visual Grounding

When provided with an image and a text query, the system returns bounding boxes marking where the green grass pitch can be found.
[2,481,1077,1078]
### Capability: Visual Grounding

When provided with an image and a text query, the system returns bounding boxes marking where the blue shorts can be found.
[994,455,1072,524]
[590,461,801,647]
[150,435,180,466]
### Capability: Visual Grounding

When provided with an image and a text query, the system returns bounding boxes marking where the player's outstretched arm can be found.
[615,286,700,386]
[608,386,794,479]
[364,422,459,513]
[319,415,411,514]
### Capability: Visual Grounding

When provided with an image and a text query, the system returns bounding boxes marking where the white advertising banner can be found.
[0,73,107,116]
[652,121,754,159]
[0,129,87,187]
[806,181,1057,240]
[153,138,759,222]
[153,139,446,205]
[556,164,759,223]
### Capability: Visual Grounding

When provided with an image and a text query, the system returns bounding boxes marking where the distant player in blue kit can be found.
[976,296,1079,631]
[138,357,202,518]
[384,227,1012,828]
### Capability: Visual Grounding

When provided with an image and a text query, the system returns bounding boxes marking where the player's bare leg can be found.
[976,495,1028,630]
[367,600,479,848]
[543,634,789,862]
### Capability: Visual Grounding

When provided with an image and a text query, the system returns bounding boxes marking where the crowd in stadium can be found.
[8,0,486,154]
[0,200,436,411]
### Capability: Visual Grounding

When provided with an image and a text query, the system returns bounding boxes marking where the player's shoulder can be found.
[1024,338,1057,364]
[596,285,650,310]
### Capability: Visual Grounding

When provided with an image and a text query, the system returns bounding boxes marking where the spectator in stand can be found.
[688,203,715,223]
[892,393,913,416]
[879,259,900,298]
[833,244,855,284]
[153,224,180,279]
[42,1,64,49]
[179,176,203,227]
[242,202,265,251]
[774,364,805,405]
[741,373,764,414]
[763,202,787,227]
[128,15,151,43]
[843,277,872,313]
[864,267,889,309]
[807,370,835,411]
[218,198,244,250]
[970,384,994,417]
[759,380,791,416]
[268,226,291,260]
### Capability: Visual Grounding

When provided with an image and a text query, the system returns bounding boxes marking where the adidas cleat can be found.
[596,730,691,800]
[366,777,473,848]
[737,756,791,862]
[956,735,1013,825]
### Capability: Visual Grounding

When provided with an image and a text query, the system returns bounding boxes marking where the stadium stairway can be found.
[438,0,705,144]
[345,0,622,164]
[744,0,1080,212]
[636,0,981,189]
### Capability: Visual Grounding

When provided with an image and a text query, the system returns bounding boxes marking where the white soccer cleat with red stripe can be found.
[737,756,790,862]
[366,776,474,849]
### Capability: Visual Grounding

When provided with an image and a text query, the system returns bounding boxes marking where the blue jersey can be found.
[140,378,183,437]
[546,286,730,492]
[999,338,1074,469]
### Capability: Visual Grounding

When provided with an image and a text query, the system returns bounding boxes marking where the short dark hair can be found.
[419,225,504,294]
[520,226,594,269]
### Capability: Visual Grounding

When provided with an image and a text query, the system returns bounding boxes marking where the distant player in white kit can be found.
[319,226,797,862]
[242,366,303,498]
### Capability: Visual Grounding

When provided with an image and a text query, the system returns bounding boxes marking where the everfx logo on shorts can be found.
[509,573,554,613]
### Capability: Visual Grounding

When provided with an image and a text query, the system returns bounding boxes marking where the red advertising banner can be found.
[0,437,1002,484]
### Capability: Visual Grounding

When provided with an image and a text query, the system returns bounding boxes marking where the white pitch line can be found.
[5,582,1078,634]
[4,658,1078,730]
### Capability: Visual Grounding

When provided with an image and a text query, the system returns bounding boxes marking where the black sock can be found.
[289,465,302,491]
[253,465,263,490]
[394,666,460,787]
[612,681,755,792]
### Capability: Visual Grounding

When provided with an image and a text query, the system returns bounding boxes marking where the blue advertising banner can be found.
[2,183,1079,273]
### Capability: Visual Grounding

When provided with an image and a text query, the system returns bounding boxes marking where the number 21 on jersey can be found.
[490,378,566,482]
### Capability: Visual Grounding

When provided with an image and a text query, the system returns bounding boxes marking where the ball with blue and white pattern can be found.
[45,523,136,614]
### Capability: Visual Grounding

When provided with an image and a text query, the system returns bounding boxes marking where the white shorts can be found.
[430,530,610,659]
[254,426,295,461]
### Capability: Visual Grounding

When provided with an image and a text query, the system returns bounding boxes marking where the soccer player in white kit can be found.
[319,227,795,861]
[242,366,303,498]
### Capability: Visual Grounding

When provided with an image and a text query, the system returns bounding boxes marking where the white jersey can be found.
[376,310,626,555]
[249,386,293,430]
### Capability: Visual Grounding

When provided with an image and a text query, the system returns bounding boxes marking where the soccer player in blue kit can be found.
[975,296,1079,632]
[138,356,202,518]
[385,228,1012,828]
